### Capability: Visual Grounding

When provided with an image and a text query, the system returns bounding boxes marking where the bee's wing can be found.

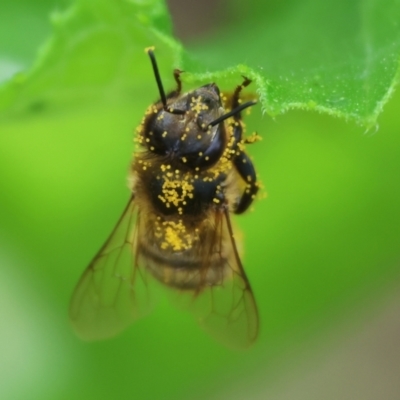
[173,208,259,349]
[69,196,151,341]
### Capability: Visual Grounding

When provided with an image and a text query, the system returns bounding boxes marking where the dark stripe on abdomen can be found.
[138,241,227,290]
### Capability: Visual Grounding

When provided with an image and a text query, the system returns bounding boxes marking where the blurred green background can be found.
[1,0,400,399]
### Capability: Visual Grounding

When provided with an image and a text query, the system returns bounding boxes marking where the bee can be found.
[69,48,261,349]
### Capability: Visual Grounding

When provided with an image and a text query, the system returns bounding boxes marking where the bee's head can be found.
[143,83,229,170]
[138,49,256,171]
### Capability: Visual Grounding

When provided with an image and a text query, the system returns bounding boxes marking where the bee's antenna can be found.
[208,100,257,127]
[146,48,186,115]
[146,48,168,109]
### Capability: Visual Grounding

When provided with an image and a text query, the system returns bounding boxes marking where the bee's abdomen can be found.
[138,239,228,290]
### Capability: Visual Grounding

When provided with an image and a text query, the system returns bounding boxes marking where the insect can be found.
[69,48,261,349]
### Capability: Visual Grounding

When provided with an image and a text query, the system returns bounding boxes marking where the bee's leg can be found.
[165,69,183,99]
[233,150,259,214]
[173,69,183,94]
[228,77,258,214]
[230,77,252,147]
[231,76,252,110]
[231,120,259,214]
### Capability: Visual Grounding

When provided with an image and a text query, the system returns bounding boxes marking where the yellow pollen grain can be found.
[159,220,194,251]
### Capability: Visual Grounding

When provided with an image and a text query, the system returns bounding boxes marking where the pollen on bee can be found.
[197,134,202,139]
[205,156,209,161]
[162,131,167,137]
[246,132,262,143]
[213,198,220,204]
[160,164,171,172]
[134,135,143,145]
[181,157,187,163]
[198,152,203,156]
[159,219,195,251]
[247,175,252,182]
[242,158,247,163]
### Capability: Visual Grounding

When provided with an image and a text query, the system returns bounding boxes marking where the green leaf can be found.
[0,0,184,115]
[187,0,400,127]
[3,0,400,127]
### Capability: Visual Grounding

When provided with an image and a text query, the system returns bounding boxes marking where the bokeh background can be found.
[1,0,400,399]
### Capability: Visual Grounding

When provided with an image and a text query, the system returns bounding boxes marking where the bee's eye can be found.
[196,114,207,130]
[203,97,212,106]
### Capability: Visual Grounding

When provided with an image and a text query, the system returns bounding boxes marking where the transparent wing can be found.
[167,208,259,349]
[69,196,151,341]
